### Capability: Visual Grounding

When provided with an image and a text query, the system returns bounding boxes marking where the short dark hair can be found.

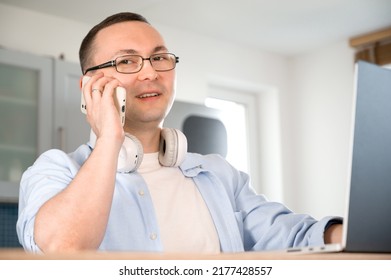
[79,12,150,74]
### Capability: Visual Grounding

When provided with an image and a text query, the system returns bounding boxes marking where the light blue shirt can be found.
[17,143,339,253]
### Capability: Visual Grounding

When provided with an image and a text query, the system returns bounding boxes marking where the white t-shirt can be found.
[138,153,220,253]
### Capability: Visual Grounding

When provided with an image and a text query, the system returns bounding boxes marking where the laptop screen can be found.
[344,61,391,252]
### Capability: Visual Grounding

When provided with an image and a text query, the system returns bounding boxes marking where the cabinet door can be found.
[0,48,52,201]
[53,60,90,153]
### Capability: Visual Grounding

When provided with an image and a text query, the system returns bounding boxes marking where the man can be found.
[17,12,342,253]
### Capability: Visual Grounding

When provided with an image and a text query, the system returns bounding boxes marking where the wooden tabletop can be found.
[1,248,390,260]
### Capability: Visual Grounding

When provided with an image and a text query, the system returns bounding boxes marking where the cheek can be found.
[116,75,138,89]
[164,81,176,110]
[162,72,176,94]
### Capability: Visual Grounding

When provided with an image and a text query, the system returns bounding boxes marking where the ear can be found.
[79,76,84,90]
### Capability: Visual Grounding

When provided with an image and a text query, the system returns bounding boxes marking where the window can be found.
[206,81,284,200]
[206,84,261,193]
[205,97,249,173]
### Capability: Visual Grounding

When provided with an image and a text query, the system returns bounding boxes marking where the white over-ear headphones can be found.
[88,128,187,173]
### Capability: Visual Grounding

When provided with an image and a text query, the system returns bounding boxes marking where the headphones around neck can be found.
[89,128,187,173]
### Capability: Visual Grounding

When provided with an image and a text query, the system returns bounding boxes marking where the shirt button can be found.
[150,233,157,240]
[138,190,144,196]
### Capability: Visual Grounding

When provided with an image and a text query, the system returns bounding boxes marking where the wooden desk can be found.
[0,248,390,260]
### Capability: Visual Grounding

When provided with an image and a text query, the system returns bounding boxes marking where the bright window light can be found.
[205,97,249,173]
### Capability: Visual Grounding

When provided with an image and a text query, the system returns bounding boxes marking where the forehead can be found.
[94,21,166,59]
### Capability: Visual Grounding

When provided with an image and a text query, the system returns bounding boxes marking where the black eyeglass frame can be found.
[83,53,179,75]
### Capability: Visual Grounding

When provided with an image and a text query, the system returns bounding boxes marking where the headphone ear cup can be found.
[88,130,143,173]
[159,128,187,167]
[88,129,97,149]
[117,133,144,173]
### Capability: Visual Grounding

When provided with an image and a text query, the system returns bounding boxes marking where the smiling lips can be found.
[137,92,160,99]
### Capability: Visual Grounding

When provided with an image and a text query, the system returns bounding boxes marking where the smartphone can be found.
[81,76,126,126]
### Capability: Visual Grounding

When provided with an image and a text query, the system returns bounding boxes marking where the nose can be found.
[137,58,158,81]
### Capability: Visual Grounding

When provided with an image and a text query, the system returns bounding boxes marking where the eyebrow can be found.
[113,45,169,57]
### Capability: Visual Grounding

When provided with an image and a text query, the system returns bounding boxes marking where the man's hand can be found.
[324,223,343,244]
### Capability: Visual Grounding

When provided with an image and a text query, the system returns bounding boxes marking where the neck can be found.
[124,123,162,153]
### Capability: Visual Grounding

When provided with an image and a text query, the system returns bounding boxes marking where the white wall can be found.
[0,4,88,64]
[0,3,356,219]
[282,42,355,218]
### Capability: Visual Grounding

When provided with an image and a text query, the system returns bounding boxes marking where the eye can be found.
[117,56,139,65]
[152,54,169,62]
[118,58,134,65]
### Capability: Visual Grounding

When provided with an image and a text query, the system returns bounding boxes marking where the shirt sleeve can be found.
[199,154,343,251]
[235,174,343,251]
[16,147,87,252]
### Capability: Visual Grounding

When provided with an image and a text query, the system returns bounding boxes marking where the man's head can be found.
[79,12,149,74]
[79,12,178,130]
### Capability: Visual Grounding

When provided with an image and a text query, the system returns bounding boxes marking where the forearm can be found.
[34,140,120,252]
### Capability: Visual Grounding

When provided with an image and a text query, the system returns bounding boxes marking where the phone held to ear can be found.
[80,76,127,126]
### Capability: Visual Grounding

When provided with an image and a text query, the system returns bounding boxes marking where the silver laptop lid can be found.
[343,61,391,252]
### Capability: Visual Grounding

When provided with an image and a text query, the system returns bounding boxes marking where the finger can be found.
[89,78,123,124]
[82,73,104,105]
[92,77,121,95]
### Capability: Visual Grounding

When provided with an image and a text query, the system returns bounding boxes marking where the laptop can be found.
[288,60,391,254]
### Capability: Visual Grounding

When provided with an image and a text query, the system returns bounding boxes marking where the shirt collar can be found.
[179,153,206,177]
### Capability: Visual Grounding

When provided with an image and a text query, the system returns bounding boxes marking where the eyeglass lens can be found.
[116,53,177,73]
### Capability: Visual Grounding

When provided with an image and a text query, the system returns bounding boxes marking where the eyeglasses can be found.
[83,53,179,75]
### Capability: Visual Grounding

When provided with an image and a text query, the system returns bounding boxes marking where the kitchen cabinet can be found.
[0,48,88,202]
[53,59,89,153]
[0,48,52,202]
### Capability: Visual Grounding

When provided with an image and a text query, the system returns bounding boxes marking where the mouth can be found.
[137,92,161,99]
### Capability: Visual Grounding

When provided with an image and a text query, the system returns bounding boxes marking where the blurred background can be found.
[1,1,391,247]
